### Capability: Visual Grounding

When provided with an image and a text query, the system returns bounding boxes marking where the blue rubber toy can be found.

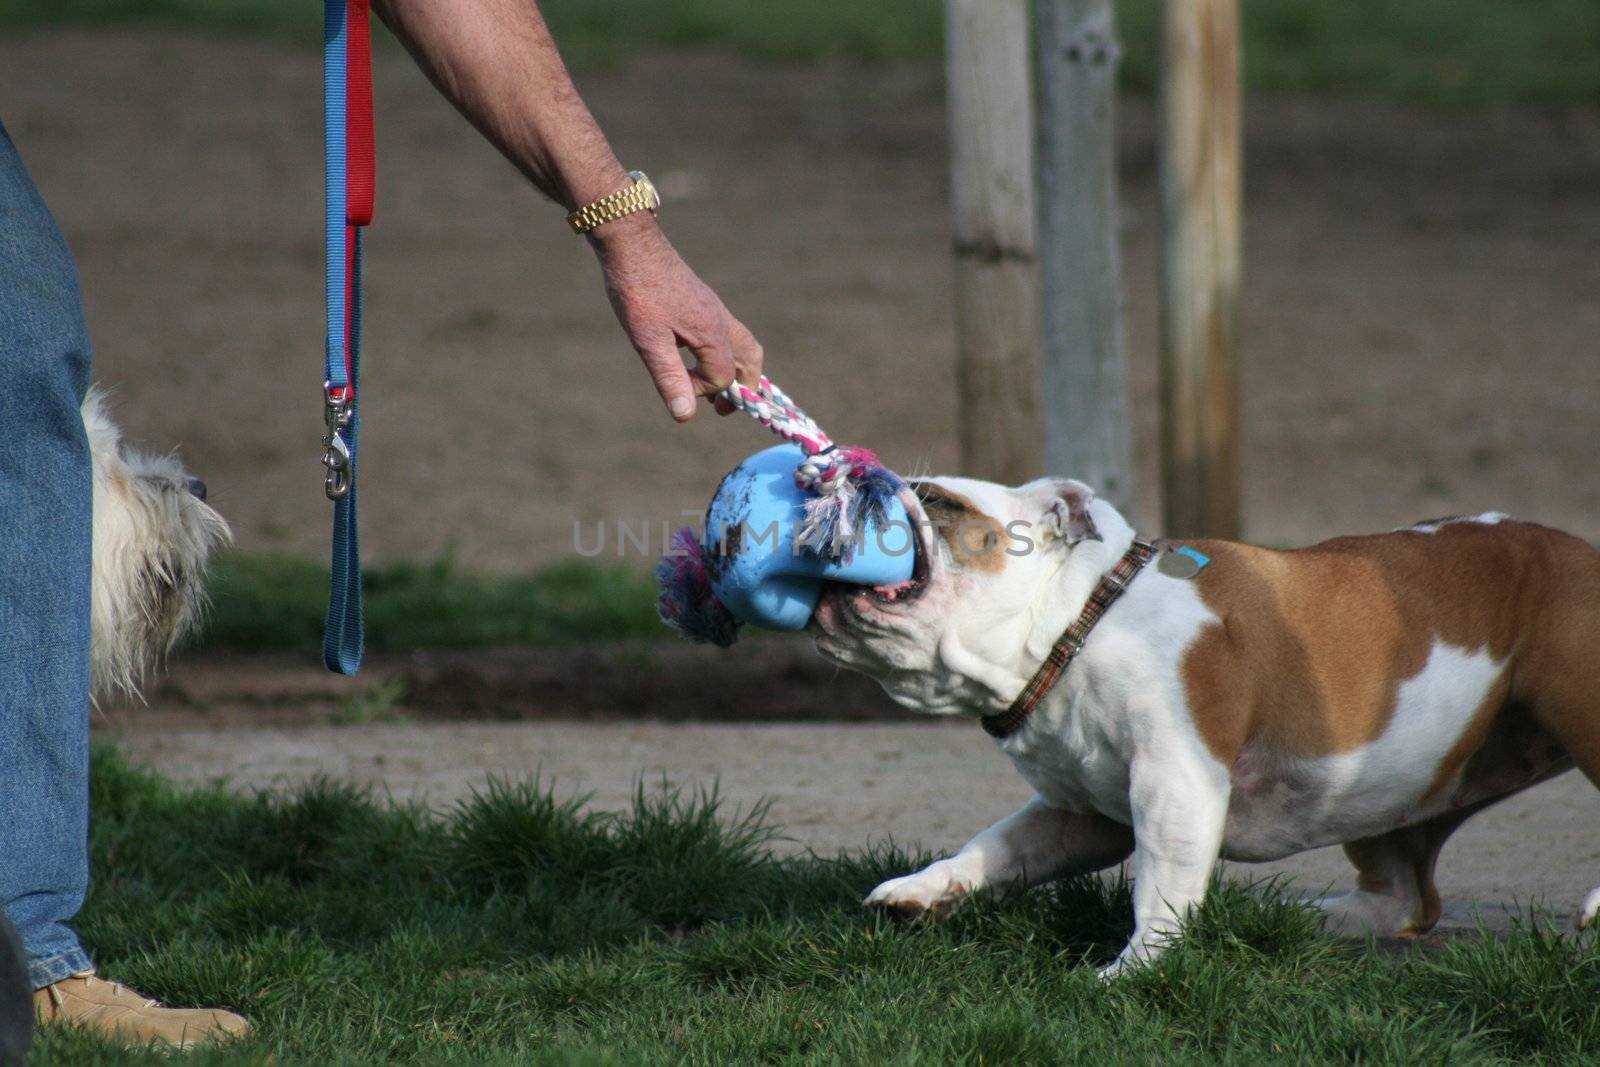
[657,444,914,644]
[656,378,913,646]
[704,444,913,631]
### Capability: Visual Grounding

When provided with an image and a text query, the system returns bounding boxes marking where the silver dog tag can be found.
[1158,547,1207,579]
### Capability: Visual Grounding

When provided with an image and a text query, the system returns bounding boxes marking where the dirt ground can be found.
[103,710,1600,934]
[4,32,1599,566]
[10,31,1600,936]
[95,649,1600,934]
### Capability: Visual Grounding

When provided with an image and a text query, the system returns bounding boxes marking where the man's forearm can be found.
[376,0,764,419]
[374,0,631,211]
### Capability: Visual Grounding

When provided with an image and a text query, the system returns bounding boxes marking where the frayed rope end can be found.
[796,447,904,561]
[655,527,742,647]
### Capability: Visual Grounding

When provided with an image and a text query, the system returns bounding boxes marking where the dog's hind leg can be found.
[864,796,1133,920]
[1509,625,1600,929]
[1545,725,1600,929]
[1540,743,1600,930]
[1509,540,1600,929]
[1326,757,1575,938]
[1519,720,1600,930]
[1323,804,1486,938]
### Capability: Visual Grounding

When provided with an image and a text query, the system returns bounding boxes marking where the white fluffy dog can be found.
[84,389,230,703]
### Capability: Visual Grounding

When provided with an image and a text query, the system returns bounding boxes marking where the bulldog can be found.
[809,476,1600,976]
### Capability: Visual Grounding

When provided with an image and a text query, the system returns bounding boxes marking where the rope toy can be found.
[655,376,907,646]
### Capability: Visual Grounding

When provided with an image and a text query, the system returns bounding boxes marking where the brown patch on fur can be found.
[1171,519,1600,931]
[1177,520,1590,767]
[1505,531,1600,789]
[912,483,1007,574]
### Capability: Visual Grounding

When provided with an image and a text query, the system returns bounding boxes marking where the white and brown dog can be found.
[810,476,1600,976]
[84,388,230,704]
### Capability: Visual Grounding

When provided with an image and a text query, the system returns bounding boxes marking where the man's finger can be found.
[727,319,764,387]
[637,340,698,422]
[683,332,737,398]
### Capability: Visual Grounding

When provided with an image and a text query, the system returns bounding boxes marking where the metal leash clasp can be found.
[321,383,354,500]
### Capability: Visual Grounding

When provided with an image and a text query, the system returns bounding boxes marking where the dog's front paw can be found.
[864,864,970,921]
[1097,927,1177,980]
[1095,954,1134,982]
[1096,939,1160,981]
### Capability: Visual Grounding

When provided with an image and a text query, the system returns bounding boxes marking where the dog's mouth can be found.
[812,487,934,630]
[864,488,933,606]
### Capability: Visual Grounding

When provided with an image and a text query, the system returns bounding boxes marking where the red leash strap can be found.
[346,0,375,226]
[336,0,374,402]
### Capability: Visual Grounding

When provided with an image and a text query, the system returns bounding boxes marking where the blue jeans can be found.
[0,121,95,988]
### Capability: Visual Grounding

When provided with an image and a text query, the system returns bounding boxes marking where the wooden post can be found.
[946,0,1043,484]
[1035,0,1134,509]
[1158,0,1242,538]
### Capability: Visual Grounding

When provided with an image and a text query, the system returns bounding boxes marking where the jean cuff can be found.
[29,947,93,990]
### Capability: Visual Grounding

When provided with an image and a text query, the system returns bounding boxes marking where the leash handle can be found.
[321,0,375,674]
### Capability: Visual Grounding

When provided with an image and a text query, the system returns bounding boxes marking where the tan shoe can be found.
[34,970,250,1049]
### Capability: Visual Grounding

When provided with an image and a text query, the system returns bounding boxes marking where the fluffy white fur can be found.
[85,389,230,703]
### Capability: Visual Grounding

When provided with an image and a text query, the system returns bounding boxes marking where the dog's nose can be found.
[187,478,207,502]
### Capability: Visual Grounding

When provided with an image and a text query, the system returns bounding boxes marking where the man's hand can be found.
[373,0,766,424]
[591,216,762,421]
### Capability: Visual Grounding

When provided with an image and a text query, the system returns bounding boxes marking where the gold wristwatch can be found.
[567,170,661,235]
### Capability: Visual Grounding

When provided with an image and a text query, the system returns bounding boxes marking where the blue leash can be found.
[320,0,368,674]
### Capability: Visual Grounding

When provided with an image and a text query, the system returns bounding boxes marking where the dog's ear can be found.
[1042,480,1101,546]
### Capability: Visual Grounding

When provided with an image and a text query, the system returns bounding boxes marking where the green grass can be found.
[1118,1,1600,109]
[42,744,1600,1065]
[200,552,661,653]
[3,0,1597,108]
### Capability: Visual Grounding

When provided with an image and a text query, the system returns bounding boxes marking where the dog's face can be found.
[84,390,231,703]
[809,476,1118,716]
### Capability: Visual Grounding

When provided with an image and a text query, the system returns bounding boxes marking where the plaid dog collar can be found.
[981,538,1158,740]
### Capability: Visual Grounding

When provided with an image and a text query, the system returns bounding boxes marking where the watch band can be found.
[567,170,660,235]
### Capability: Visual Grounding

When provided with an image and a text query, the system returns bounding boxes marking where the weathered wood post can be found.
[945,0,1043,484]
[1035,0,1134,509]
[1157,0,1243,538]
